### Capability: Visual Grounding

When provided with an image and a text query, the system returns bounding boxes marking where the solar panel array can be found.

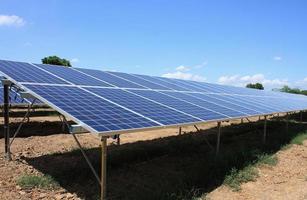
[0,59,307,134]
[0,86,28,105]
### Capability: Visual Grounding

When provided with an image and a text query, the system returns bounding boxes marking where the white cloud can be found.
[218,73,288,89]
[175,65,190,71]
[273,56,282,61]
[0,15,25,27]
[162,71,206,82]
[294,77,307,89]
[70,58,79,63]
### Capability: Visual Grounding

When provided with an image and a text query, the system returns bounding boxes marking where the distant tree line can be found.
[277,85,307,96]
[42,56,71,67]
[246,83,264,90]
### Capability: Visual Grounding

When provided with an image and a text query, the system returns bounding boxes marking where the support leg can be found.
[101,137,107,200]
[117,135,120,145]
[286,113,289,133]
[300,111,303,124]
[263,116,267,145]
[3,84,11,161]
[216,122,221,157]
[179,127,182,135]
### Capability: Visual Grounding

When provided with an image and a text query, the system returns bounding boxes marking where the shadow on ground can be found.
[25,113,307,200]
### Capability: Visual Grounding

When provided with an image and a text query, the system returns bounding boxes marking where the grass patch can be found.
[280,144,292,151]
[17,174,59,189]
[290,132,307,145]
[223,165,259,191]
[256,154,278,166]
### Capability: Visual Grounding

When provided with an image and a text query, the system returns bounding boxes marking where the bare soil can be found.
[0,115,306,200]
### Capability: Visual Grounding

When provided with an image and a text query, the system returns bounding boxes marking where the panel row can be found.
[2,59,307,102]
[21,84,307,134]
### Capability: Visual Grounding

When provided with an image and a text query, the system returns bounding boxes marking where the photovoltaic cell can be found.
[87,88,200,125]
[36,64,114,87]
[23,84,159,132]
[161,91,248,118]
[77,68,147,89]
[0,86,26,105]
[133,74,192,91]
[1,59,307,135]
[189,93,261,116]
[129,89,229,121]
[0,60,67,84]
[107,71,171,90]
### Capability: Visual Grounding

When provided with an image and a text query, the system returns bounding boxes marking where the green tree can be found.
[246,83,264,90]
[279,85,301,94]
[42,56,71,67]
[278,85,307,96]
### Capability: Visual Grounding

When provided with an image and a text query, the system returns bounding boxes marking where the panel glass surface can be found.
[130,89,229,121]
[107,72,171,90]
[188,93,262,116]
[133,74,192,91]
[87,88,199,125]
[36,64,114,87]
[0,60,68,84]
[77,68,146,89]
[0,87,27,105]
[161,91,248,118]
[24,84,159,132]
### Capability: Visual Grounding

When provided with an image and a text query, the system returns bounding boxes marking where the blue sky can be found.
[0,0,307,90]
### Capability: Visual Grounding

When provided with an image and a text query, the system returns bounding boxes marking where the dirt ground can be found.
[0,115,306,200]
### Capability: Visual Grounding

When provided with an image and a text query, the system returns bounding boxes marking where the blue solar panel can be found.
[133,74,192,91]
[77,68,146,89]
[0,86,26,105]
[23,84,159,132]
[159,78,208,92]
[161,91,248,118]
[36,64,114,87]
[186,81,227,93]
[189,93,261,116]
[0,60,68,84]
[218,95,276,114]
[87,88,200,125]
[1,59,307,135]
[107,71,171,90]
[129,89,229,121]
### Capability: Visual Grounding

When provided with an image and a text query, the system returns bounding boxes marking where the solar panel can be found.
[0,60,68,84]
[129,89,230,121]
[24,84,159,133]
[133,74,192,91]
[107,71,171,90]
[76,68,147,89]
[160,91,248,118]
[36,64,114,87]
[1,59,307,135]
[0,86,27,105]
[87,88,200,125]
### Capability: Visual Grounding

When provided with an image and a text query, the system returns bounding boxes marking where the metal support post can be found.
[9,99,36,147]
[263,116,267,145]
[117,135,120,145]
[101,137,107,200]
[179,127,182,135]
[194,125,200,132]
[216,122,221,156]
[241,118,243,124]
[286,113,289,133]
[3,84,11,160]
